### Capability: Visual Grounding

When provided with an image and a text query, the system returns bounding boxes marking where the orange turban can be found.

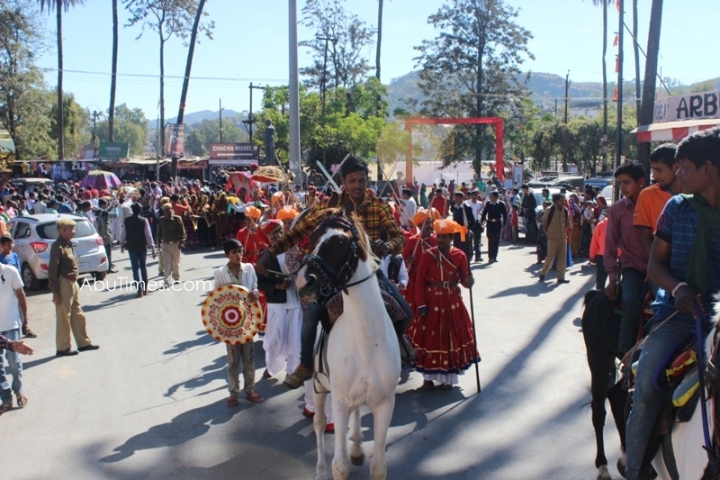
[277,207,298,221]
[413,207,441,227]
[433,219,467,241]
[245,205,262,219]
[271,191,284,205]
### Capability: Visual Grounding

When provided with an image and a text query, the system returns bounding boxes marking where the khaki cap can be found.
[56,218,77,228]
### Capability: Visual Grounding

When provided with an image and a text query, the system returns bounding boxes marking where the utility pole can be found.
[616,0,624,192]
[564,71,571,124]
[219,98,224,143]
[288,0,301,185]
[243,83,265,142]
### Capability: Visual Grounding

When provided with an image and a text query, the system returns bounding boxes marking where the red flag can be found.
[613,34,619,47]
[615,57,619,73]
[612,87,619,102]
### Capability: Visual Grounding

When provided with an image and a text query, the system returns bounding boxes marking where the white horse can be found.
[651,316,718,480]
[296,215,401,480]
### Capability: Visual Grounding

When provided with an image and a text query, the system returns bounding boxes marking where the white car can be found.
[8,213,109,290]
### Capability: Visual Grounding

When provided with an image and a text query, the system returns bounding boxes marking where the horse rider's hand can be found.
[466,275,474,287]
[674,285,703,318]
[373,240,391,257]
[418,306,429,317]
[605,279,618,301]
[249,290,259,303]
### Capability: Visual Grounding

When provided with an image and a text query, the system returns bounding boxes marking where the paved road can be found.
[1,239,624,479]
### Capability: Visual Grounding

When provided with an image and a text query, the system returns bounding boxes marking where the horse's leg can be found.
[608,380,629,476]
[314,390,329,480]
[349,408,364,466]
[585,340,616,480]
[331,400,351,480]
[369,396,395,480]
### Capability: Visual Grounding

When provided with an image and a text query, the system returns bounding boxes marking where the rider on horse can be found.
[256,155,414,389]
[625,128,720,480]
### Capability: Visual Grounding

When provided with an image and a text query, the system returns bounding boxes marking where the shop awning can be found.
[633,118,720,143]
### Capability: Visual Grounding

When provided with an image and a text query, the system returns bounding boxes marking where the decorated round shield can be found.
[201,285,263,345]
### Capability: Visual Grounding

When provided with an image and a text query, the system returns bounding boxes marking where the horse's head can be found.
[296,214,368,302]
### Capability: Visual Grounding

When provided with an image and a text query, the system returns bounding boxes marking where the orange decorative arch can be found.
[403,117,505,184]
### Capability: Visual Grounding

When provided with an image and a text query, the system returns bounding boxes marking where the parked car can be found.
[584,177,614,190]
[8,213,108,290]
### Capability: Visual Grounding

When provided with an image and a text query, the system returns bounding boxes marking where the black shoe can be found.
[56,348,79,357]
[78,344,100,352]
[538,274,545,282]
[557,279,570,284]
[108,269,118,274]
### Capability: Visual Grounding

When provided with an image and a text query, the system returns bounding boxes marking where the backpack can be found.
[546,205,568,226]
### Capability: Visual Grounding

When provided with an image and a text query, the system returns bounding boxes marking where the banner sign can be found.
[98,142,129,159]
[654,90,720,123]
[209,143,258,160]
[166,124,186,157]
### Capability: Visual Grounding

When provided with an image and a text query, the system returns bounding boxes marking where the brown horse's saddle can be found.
[319,290,406,332]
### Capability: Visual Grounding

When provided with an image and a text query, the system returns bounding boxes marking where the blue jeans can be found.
[128,249,148,292]
[619,268,648,354]
[0,328,23,405]
[625,314,699,479]
[298,270,412,367]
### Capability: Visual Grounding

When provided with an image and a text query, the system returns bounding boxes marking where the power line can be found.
[39,67,288,83]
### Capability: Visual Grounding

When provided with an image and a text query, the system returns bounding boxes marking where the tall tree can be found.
[96,103,149,156]
[588,0,611,171]
[414,0,533,173]
[124,0,196,161]
[109,0,119,141]
[375,0,383,80]
[637,0,663,173]
[172,0,213,178]
[0,0,49,159]
[631,0,641,121]
[300,0,375,90]
[38,0,85,160]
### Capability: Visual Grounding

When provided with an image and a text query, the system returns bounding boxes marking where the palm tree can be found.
[109,0,119,141]
[39,0,85,160]
[172,0,208,178]
[632,0,641,120]
[375,0,384,80]
[589,0,610,171]
[637,0,663,172]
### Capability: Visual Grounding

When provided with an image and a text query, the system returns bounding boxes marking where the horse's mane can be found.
[309,208,379,271]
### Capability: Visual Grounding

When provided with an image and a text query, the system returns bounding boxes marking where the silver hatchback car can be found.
[8,213,109,290]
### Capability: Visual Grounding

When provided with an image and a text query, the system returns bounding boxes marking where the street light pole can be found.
[288,0,301,185]
[219,98,224,143]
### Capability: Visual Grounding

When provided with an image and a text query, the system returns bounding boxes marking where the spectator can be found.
[0,261,29,414]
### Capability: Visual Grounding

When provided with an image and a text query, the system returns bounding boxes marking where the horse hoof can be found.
[597,465,611,480]
[616,457,627,478]
[351,453,365,466]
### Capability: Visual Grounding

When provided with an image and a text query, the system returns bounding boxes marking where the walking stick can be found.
[468,282,482,394]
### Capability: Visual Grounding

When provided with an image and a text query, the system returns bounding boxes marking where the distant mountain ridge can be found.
[148,109,244,127]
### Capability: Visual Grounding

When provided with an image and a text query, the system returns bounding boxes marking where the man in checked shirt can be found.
[257,155,412,389]
[603,162,649,357]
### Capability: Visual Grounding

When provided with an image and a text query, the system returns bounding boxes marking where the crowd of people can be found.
[2,127,719,480]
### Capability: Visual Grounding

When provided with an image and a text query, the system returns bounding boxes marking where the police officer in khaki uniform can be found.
[157,203,186,287]
[48,218,99,356]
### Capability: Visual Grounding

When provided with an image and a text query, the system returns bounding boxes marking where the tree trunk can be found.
[172,0,206,179]
[601,0,608,171]
[375,0,383,80]
[109,0,119,142]
[56,1,65,160]
[632,0,641,121]
[637,0,663,173]
[159,27,165,169]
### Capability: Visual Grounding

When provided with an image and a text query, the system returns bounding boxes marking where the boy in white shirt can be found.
[213,239,264,407]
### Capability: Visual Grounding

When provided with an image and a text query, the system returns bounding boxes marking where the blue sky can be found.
[35,0,720,120]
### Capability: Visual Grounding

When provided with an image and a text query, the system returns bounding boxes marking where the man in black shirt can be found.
[481,191,507,263]
[521,184,538,244]
[450,192,475,265]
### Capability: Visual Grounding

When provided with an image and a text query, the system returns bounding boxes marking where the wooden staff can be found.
[468,280,482,394]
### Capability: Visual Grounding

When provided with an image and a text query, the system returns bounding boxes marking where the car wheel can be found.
[92,271,107,281]
[22,263,41,291]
